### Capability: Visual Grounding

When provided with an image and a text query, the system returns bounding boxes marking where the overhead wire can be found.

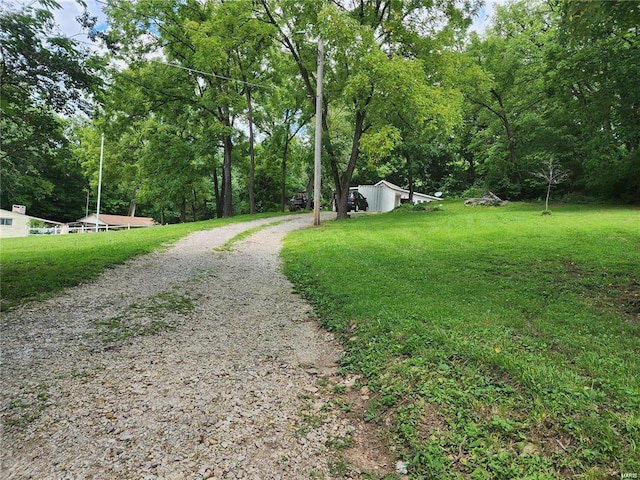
[150,60,274,89]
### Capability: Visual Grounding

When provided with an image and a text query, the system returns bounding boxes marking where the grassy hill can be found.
[282,201,640,479]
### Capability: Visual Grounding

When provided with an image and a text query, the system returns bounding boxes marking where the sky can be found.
[11,0,504,45]
[52,0,107,42]
[6,0,107,45]
[471,1,502,35]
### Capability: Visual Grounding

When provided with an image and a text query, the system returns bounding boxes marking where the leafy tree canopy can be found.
[0,0,105,219]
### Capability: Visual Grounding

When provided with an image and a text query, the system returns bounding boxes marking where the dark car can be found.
[347,190,368,212]
[289,192,313,211]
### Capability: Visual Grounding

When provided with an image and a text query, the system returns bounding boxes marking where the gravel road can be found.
[1,214,391,480]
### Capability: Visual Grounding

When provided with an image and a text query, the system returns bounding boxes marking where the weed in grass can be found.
[333,398,354,413]
[333,384,346,394]
[326,433,354,450]
[4,382,51,429]
[328,456,351,477]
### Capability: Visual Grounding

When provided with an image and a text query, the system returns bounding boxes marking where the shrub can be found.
[461,185,487,198]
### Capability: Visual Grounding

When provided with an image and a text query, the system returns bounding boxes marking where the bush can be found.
[561,192,605,204]
[393,202,443,212]
[461,185,487,198]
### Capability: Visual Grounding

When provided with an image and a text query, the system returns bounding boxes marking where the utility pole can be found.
[313,38,323,227]
[96,133,104,233]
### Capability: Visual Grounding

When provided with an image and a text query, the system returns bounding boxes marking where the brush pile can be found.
[464,192,504,206]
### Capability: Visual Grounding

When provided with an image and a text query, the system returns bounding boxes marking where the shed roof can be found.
[76,214,156,227]
[0,208,63,225]
[373,180,442,201]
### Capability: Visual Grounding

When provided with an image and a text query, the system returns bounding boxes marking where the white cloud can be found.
[10,0,106,44]
[470,0,508,35]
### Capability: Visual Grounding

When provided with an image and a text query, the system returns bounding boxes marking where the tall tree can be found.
[254,48,314,211]
[553,0,640,201]
[463,0,553,198]
[105,0,273,217]
[260,0,478,218]
[0,0,104,218]
[77,61,220,222]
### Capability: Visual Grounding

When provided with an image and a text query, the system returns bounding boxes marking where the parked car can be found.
[347,190,368,212]
[289,192,313,211]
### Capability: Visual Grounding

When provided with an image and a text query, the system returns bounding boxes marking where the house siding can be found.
[358,185,398,212]
[0,210,30,238]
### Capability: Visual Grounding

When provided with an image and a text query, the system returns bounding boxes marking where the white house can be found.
[0,206,64,238]
[357,180,442,212]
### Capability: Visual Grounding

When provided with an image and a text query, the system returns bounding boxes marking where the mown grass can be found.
[282,202,640,479]
[0,212,286,311]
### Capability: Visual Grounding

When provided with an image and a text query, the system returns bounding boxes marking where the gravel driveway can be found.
[1,214,390,479]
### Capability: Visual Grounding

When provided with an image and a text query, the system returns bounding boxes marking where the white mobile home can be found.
[357,181,441,212]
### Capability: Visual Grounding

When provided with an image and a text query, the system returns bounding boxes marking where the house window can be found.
[0,218,13,226]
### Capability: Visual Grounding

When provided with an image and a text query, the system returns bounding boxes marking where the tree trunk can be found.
[335,110,366,219]
[545,182,551,211]
[222,134,233,217]
[305,176,313,209]
[213,166,223,218]
[504,119,518,167]
[180,197,186,223]
[246,86,256,214]
[191,188,198,221]
[407,156,414,203]
[465,155,476,184]
[280,136,290,212]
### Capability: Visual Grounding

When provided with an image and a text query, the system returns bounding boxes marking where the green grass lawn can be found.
[282,202,640,479]
[0,212,287,311]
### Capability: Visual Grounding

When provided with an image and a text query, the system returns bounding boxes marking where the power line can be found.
[59,38,273,90]
[151,60,273,89]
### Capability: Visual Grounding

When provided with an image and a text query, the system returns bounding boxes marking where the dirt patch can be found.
[320,379,397,477]
[616,284,640,322]
[563,261,639,323]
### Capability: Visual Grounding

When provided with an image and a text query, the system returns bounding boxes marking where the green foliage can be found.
[261,0,478,217]
[461,185,487,198]
[360,126,403,163]
[393,202,443,213]
[0,1,104,219]
[457,0,639,203]
[283,201,640,478]
[9,0,638,230]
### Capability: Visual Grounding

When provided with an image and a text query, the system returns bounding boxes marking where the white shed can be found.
[357,180,441,212]
[0,207,64,238]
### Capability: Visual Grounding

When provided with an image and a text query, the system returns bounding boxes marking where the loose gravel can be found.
[1,214,389,479]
